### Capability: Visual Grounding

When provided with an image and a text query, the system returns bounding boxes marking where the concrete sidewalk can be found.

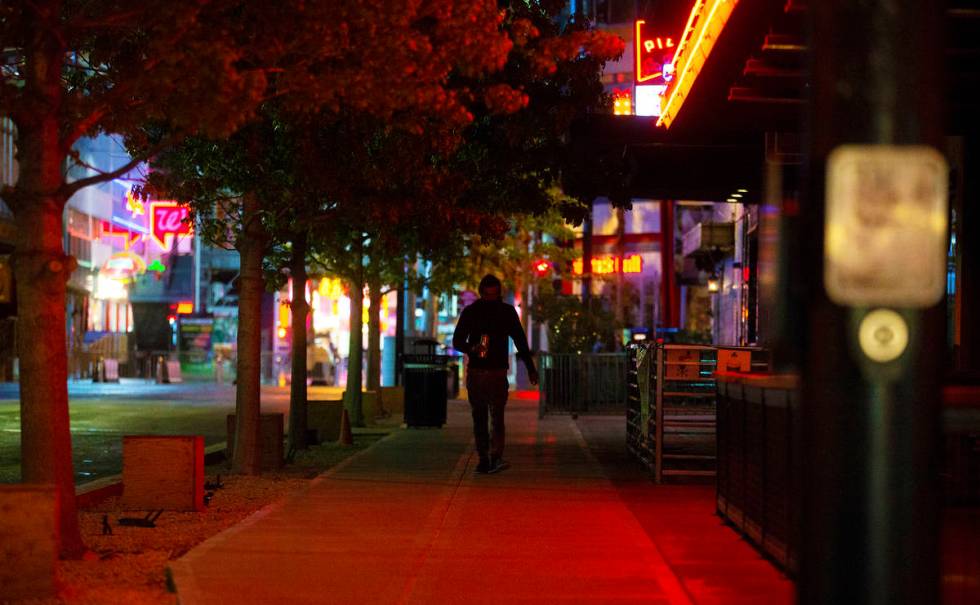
[171,398,791,604]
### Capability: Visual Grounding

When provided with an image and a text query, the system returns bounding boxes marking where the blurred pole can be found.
[582,199,594,306]
[800,2,944,605]
[395,264,406,386]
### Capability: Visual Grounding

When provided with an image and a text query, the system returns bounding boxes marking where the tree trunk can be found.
[345,241,365,426]
[366,274,382,392]
[233,192,266,474]
[424,291,439,338]
[288,232,309,451]
[12,116,86,558]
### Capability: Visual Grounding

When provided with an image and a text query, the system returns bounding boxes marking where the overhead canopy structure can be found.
[573,0,980,202]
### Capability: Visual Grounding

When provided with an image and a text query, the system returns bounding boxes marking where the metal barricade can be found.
[538,353,628,417]
[626,342,718,482]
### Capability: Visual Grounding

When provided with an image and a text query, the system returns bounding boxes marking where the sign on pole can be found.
[824,145,949,307]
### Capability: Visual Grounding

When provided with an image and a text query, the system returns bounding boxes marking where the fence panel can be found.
[538,353,628,416]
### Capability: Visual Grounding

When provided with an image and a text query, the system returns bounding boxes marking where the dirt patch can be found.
[36,434,387,604]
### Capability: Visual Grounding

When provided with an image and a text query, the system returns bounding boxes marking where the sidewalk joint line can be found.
[395,449,473,605]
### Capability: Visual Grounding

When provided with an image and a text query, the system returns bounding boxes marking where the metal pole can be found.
[582,199,594,306]
[800,2,944,604]
[394,265,406,386]
[193,229,201,313]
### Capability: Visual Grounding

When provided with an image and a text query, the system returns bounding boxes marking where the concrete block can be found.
[122,436,205,512]
[379,386,405,414]
[226,414,284,470]
[341,390,385,425]
[0,485,57,600]
[308,399,344,442]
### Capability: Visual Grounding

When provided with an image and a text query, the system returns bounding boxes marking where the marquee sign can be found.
[572,254,644,276]
[150,201,192,251]
[635,20,675,84]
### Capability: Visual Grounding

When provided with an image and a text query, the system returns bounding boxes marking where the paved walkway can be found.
[171,398,792,604]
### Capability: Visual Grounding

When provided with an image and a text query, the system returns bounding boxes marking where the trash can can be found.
[403,354,452,427]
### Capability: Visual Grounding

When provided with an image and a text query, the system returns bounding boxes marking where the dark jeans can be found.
[467,368,509,459]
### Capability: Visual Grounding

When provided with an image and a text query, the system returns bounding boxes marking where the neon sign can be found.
[658,0,739,129]
[635,20,675,84]
[100,251,146,283]
[100,220,142,249]
[125,189,146,217]
[572,255,644,275]
[150,201,192,250]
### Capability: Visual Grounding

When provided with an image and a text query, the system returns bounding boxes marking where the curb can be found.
[75,442,228,508]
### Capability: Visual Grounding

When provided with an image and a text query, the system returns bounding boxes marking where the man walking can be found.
[452,274,538,474]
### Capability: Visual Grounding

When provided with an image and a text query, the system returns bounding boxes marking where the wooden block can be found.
[226,414,284,470]
[308,400,344,442]
[122,436,204,512]
[0,485,57,600]
[379,386,405,414]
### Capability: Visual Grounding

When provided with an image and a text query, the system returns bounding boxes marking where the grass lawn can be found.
[0,400,234,484]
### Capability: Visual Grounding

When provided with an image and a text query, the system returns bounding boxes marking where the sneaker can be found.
[475,458,490,474]
[487,457,510,474]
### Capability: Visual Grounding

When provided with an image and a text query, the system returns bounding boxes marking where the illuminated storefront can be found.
[272,277,398,385]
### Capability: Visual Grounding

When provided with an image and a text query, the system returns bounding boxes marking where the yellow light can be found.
[658,0,739,129]
[613,91,633,116]
[278,301,290,328]
[277,327,287,339]
[176,301,194,314]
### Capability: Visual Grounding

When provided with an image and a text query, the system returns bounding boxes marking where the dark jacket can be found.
[452,299,535,372]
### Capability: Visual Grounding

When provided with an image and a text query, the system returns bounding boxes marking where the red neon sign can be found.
[150,201,192,250]
[635,20,675,84]
[100,220,143,249]
[572,255,643,276]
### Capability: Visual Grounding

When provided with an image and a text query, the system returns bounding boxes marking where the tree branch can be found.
[59,140,169,198]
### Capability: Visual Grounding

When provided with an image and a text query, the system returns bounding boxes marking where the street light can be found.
[707,273,720,293]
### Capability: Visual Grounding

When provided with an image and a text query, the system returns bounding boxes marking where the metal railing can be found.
[62,350,290,384]
[538,352,628,417]
[716,376,799,575]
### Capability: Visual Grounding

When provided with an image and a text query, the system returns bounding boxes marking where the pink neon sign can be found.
[150,201,191,250]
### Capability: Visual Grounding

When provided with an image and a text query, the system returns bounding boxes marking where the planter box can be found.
[379,386,405,414]
[226,414,284,470]
[308,399,344,442]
